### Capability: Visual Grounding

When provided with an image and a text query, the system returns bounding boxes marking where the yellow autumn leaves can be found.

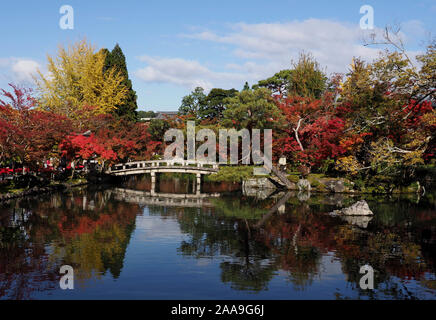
[335,155,362,176]
[35,39,128,119]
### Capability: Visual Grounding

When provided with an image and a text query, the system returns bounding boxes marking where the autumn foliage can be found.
[0,84,160,171]
[59,115,161,164]
[0,39,434,182]
[0,84,72,168]
[274,95,350,167]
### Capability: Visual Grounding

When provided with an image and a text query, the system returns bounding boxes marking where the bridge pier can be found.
[196,173,201,194]
[151,171,156,195]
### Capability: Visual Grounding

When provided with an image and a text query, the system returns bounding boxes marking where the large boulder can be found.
[243,178,276,189]
[332,200,374,216]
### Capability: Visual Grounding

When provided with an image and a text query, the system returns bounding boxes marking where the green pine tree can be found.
[103,44,138,121]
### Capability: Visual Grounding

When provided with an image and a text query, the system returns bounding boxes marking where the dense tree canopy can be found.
[222,87,284,131]
[334,44,436,177]
[0,37,434,187]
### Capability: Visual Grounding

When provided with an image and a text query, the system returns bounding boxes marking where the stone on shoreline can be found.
[242,178,276,189]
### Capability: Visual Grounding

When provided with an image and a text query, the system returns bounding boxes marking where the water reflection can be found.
[0,181,435,300]
[0,188,138,299]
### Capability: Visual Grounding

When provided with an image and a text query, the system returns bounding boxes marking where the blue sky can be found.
[0,0,435,111]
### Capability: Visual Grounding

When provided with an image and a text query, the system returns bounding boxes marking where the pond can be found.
[0,176,435,300]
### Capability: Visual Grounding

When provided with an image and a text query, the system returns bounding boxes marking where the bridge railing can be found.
[107,159,219,173]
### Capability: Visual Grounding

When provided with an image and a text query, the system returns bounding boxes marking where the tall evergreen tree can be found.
[103,44,138,121]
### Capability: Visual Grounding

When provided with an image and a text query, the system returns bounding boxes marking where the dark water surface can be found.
[0,177,435,300]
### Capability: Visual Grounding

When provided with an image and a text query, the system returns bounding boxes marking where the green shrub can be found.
[205,166,264,183]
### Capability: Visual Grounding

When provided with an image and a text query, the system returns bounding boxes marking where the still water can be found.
[0,176,435,300]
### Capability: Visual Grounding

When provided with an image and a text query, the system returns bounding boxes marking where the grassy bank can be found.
[204,166,268,183]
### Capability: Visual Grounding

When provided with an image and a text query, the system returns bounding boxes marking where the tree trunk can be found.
[293,118,304,151]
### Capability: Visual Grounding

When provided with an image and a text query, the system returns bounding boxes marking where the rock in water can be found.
[340,200,373,216]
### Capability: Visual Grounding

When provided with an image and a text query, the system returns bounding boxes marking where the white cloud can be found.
[135,55,247,91]
[11,59,41,82]
[186,20,383,73]
[135,19,426,90]
[0,57,41,84]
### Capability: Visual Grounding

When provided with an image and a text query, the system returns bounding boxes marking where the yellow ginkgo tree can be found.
[35,39,128,119]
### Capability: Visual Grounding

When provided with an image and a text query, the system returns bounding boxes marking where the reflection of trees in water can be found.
[151,201,277,292]
[0,206,59,299]
[50,220,136,283]
[334,225,434,299]
[0,241,59,300]
[259,204,336,291]
[45,191,138,282]
[160,194,435,296]
[220,260,276,292]
[0,185,434,298]
[0,189,139,298]
[263,198,435,298]
[369,200,436,276]
[334,197,436,299]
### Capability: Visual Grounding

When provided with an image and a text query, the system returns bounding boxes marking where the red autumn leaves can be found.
[0,84,161,168]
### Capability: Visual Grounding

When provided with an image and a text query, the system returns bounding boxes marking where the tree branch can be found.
[293,118,304,151]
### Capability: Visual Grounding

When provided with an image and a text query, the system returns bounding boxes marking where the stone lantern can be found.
[278,156,287,172]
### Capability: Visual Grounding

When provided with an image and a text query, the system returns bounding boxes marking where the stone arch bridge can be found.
[106,159,219,194]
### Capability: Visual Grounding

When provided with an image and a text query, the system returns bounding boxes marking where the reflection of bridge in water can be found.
[109,188,221,208]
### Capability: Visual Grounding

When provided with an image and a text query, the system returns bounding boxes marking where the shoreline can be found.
[0,169,433,202]
[0,179,88,202]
